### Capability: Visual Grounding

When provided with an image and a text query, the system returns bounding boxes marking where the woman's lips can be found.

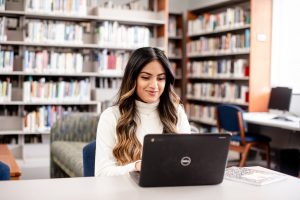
[147,90,157,96]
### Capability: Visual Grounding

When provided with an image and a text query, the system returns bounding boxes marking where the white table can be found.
[243,112,300,132]
[0,167,300,200]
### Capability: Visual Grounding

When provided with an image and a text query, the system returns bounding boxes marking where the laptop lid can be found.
[135,133,230,187]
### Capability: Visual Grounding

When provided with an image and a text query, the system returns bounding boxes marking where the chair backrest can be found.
[216,104,245,132]
[83,140,96,177]
[0,161,10,181]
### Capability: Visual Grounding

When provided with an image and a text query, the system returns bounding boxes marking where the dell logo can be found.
[180,156,191,166]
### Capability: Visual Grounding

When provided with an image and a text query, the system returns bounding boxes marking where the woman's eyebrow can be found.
[140,72,166,76]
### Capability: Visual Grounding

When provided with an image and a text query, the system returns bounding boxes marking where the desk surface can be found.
[0,167,300,200]
[243,112,300,131]
[0,145,21,180]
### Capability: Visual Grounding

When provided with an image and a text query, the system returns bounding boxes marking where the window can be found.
[271,0,300,94]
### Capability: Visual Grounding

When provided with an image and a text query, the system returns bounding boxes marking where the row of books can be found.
[187,82,249,104]
[168,41,181,57]
[168,15,182,37]
[0,17,6,41]
[170,61,182,77]
[23,77,91,102]
[187,30,250,55]
[24,106,87,133]
[96,49,130,73]
[25,20,84,43]
[189,122,216,133]
[23,49,83,73]
[188,7,250,35]
[99,0,146,10]
[0,78,12,101]
[96,21,150,48]
[185,103,216,124]
[187,59,249,78]
[98,78,121,89]
[0,50,14,72]
[23,105,73,132]
[25,0,88,15]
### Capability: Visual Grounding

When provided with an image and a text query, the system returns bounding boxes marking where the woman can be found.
[95,47,191,176]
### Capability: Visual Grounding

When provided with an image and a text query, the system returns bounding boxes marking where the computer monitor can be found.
[268,87,292,112]
[289,94,300,117]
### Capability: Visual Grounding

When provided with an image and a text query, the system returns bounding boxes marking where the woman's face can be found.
[136,61,166,103]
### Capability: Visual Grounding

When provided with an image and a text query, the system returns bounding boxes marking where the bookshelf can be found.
[0,0,169,168]
[168,11,183,98]
[185,0,272,132]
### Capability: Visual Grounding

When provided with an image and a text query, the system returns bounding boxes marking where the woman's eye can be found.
[141,76,150,80]
[158,77,166,81]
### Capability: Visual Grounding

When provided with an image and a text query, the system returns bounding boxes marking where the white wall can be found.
[271,0,300,94]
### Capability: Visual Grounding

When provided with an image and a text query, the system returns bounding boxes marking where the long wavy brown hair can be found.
[113,47,180,165]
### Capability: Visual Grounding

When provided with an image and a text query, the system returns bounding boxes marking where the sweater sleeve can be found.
[94,107,136,177]
[177,104,191,133]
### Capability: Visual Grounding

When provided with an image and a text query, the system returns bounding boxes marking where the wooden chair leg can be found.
[239,144,252,167]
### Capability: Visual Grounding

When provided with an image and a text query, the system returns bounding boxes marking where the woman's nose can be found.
[149,78,158,89]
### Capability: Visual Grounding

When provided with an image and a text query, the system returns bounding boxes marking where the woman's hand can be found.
[135,160,141,171]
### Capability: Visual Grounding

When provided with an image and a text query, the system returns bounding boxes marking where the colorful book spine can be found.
[25,0,87,15]
[23,105,81,132]
[96,21,150,48]
[0,77,12,102]
[186,103,216,124]
[23,49,83,73]
[0,17,6,41]
[188,6,250,35]
[0,0,5,11]
[187,82,249,104]
[25,19,84,44]
[187,59,249,78]
[96,50,130,73]
[23,77,91,102]
[187,32,250,55]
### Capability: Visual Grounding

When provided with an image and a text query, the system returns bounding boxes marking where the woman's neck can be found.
[135,100,159,115]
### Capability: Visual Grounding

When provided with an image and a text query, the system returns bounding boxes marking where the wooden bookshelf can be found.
[186,96,249,106]
[188,24,251,37]
[0,101,99,105]
[185,0,272,132]
[168,11,184,98]
[0,0,169,165]
[189,116,216,126]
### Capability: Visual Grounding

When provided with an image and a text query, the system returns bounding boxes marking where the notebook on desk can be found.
[130,133,231,187]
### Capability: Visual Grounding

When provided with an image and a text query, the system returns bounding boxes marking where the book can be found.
[225,166,287,186]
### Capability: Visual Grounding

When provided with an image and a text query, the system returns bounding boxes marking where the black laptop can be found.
[130,133,231,187]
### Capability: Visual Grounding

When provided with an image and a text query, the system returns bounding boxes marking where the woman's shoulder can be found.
[176,103,189,119]
[100,105,120,120]
[176,103,186,113]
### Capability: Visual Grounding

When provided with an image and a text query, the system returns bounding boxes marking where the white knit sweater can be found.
[94,100,191,176]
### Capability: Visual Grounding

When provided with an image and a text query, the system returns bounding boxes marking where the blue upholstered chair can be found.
[216,104,271,167]
[83,140,96,177]
[0,161,10,181]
